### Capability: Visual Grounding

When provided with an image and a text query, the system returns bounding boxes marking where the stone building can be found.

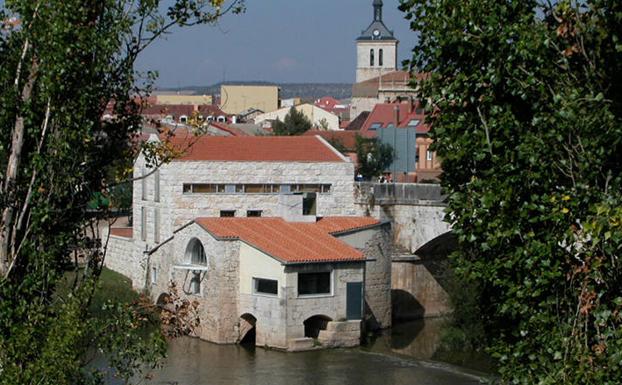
[105,135,392,350]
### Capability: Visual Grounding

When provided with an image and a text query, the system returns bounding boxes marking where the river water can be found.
[139,318,489,385]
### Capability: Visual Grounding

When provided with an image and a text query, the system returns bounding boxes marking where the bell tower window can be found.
[379,49,383,66]
[370,49,375,67]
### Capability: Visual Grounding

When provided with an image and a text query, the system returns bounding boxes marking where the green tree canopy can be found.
[0,1,243,384]
[400,0,622,383]
[355,135,394,180]
[272,106,312,135]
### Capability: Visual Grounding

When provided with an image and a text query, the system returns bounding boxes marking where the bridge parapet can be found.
[354,182,445,206]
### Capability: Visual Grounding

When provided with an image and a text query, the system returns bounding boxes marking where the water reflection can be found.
[144,331,482,385]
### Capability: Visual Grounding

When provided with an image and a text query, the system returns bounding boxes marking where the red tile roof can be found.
[110,227,133,238]
[195,217,377,263]
[167,135,346,162]
[303,131,359,152]
[315,217,381,234]
[208,122,248,136]
[360,102,429,136]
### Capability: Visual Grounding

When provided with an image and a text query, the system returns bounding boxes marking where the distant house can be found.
[140,104,231,126]
[360,101,441,182]
[315,96,350,121]
[104,135,392,350]
[220,85,280,115]
[254,103,340,131]
[154,94,213,105]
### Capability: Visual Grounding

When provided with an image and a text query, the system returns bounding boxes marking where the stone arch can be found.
[303,314,332,338]
[185,238,207,265]
[239,313,257,346]
[413,231,456,257]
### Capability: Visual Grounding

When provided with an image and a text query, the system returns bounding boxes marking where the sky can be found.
[136,0,417,88]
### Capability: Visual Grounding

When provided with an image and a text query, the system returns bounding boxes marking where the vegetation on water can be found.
[400,0,622,383]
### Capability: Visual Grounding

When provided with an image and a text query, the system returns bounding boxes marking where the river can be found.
[136,318,489,385]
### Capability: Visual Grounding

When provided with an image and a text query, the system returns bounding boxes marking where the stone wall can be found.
[148,223,241,344]
[335,224,393,330]
[283,263,364,347]
[103,234,137,283]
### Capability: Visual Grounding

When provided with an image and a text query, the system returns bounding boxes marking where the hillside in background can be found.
[156,82,353,101]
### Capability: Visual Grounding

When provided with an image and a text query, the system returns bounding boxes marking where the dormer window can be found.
[408,119,420,127]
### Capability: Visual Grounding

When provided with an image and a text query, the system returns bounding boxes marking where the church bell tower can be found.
[355,0,399,83]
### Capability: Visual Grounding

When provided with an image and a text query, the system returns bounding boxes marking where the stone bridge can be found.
[354,183,455,320]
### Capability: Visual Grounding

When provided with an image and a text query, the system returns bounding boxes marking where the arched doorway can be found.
[239,313,257,346]
[184,238,207,295]
[303,315,332,338]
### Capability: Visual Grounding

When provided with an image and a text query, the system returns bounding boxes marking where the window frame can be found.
[297,271,333,297]
[426,150,433,161]
[220,210,236,217]
[140,207,146,241]
[379,48,384,66]
[246,210,262,217]
[253,277,279,297]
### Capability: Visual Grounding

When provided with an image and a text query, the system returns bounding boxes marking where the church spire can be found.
[373,0,383,22]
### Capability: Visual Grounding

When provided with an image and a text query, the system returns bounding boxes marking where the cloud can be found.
[274,57,298,71]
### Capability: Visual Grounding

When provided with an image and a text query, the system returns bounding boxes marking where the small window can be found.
[186,238,207,266]
[302,193,317,216]
[298,272,331,296]
[141,168,147,200]
[408,119,420,127]
[254,278,278,296]
[151,267,157,285]
[321,184,332,194]
[183,184,192,193]
[247,210,262,217]
[140,207,146,241]
[154,169,160,202]
[280,184,291,194]
[370,49,375,66]
[245,184,264,193]
[220,210,235,217]
[225,184,236,193]
[426,150,433,161]
[154,208,160,243]
[180,115,188,123]
[369,123,382,130]
[379,48,384,66]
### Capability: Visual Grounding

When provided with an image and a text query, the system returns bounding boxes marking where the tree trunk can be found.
[0,59,38,277]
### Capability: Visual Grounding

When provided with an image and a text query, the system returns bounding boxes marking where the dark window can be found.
[220,210,235,217]
[370,49,375,66]
[302,193,317,216]
[247,210,262,217]
[254,278,278,295]
[298,272,331,295]
[379,49,384,66]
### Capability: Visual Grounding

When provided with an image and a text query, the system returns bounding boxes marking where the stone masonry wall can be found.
[147,223,241,344]
[103,234,137,283]
[283,263,364,348]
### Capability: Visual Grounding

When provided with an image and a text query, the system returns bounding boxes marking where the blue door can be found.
[346,282,363,320]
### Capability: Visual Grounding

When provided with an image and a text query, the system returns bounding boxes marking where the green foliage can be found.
[326,137,348,154]
[400,0,622,383]
[272,107,312,135]
[355,135,394,179]
[0,1,243,384]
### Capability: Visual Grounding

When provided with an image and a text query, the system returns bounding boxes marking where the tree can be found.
[400,0,622,383]
[272,106,312,135]
[0,1,244,384]
[355,135,393,180]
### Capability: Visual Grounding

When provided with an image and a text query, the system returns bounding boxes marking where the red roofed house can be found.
[104,135,393,351]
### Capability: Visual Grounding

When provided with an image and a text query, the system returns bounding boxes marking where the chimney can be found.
[394,105,400,126]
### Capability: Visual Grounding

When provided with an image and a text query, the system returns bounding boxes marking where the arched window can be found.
[179,115,188,124]
[379,49,384,66]
[370,49,375,66]
[185,238,207,266]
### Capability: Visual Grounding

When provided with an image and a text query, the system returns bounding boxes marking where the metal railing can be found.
[354,182,445,205]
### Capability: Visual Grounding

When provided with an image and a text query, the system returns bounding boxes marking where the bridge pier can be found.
[355,183,455,320]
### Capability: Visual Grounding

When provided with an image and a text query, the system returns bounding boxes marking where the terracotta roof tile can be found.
[302,131,359,151]
[194,217,374,263]
[315,217,381,234]
[167,135,346,162]
[110,227,133,238]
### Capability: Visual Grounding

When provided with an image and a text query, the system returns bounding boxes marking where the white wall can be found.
[238,242,285,296]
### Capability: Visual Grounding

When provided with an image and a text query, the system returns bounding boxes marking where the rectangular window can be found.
[321,184,332,194]
[379,48,384,66]
[141,168,147,200]
[190,272,201,294]
[154,208,160,243]
[302,193,317,216]
[247,210,262,217]
[244,184,264,193]
[254,278,278,296]
[225,184,236,193]
[426,150,433,161]
[298,272,331,296]
[220,210,235,217]
[140,207,146,241]
[154,169,160,202]
[151,267,157,285]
